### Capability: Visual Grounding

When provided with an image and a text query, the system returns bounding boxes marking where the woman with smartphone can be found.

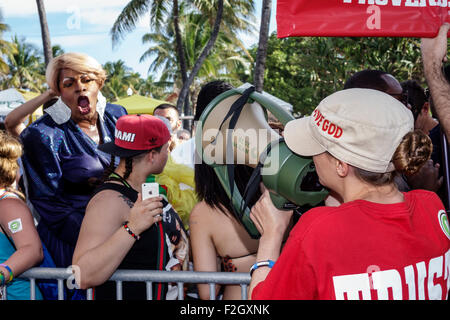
[72,114,189,300]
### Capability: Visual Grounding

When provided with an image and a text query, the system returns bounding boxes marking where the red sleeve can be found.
[252,206,335,300]
[251,236,317,300]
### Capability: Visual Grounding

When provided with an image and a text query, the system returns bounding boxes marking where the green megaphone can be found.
[195,86,328,238]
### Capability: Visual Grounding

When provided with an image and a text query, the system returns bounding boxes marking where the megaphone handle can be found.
[247,92,295,125]
[231,86,295,125]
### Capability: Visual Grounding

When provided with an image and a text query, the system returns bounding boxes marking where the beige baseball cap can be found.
[284,88,414,173]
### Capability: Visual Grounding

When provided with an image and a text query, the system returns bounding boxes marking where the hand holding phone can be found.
[141,182,160,200]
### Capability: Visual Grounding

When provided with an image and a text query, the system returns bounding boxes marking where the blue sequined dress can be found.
[20,103,127,268]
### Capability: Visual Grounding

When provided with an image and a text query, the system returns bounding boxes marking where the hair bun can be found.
[0,132,23,188]
[0,133,22,160]
[392,130,433,176]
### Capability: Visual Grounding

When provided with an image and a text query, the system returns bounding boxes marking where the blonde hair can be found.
[0,131,23,188]
[354,129,432,185]
[46,52,107,93]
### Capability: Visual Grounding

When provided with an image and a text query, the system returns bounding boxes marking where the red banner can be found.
[276,0,450,38]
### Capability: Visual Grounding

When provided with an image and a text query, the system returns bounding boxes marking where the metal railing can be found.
[5,267,251,301]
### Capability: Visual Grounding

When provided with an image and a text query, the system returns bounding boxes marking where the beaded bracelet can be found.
[0,264,13,283]
[0,270,5,286]
[249,260,275,276]
[123,222,140,241]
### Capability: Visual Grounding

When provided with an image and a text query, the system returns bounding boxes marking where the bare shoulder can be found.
[87,188,133,209]
[85,189,131,224]
[189,201,235,235]
[75,189,132,259]
[0,197,31,223]
[189,201,216,225]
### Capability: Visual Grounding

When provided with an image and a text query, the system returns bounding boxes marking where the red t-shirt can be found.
[252,190,450,300]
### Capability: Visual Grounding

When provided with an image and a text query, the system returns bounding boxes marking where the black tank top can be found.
[92,182,168,300]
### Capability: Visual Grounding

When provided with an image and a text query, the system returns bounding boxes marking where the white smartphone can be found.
[141,182,160,200]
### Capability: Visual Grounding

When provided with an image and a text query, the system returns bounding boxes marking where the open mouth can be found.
[77,96,91,115]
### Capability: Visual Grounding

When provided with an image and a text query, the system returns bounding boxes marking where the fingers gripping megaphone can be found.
[195,86,328,238]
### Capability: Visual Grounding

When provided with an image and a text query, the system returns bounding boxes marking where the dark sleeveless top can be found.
[92,182,169,300]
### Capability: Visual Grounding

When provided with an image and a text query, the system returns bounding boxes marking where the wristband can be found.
[123,222,140,241]
[249,260,275,276]
[0,264,13,283]
[0,270,5,286]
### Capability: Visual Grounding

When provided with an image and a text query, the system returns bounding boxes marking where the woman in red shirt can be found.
[249,88,450,300]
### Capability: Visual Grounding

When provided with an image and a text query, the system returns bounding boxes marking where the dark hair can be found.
[154,103,179,115]
[194,80,233,122]
[101,145,163,183]
[195,162,261,221]
[194,80,259,221]
[444,64,450,83]
[401,80,427,121]
[344,69,390,91]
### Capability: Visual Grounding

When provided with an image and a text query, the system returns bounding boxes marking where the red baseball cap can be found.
[98,114,171,158]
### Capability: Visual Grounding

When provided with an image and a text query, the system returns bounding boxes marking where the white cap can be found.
[283,88,414,173]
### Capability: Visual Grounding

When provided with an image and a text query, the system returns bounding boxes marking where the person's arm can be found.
[19,125,70,235]
[4,89,57,137]
[189,202,221,299]
[406,159,443,192]
[421,23,450,141]
[248,185,293,299]
[72,192,163,289]
[0,198,43,280]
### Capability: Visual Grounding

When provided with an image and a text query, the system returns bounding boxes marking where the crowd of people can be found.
[0,24,450,300]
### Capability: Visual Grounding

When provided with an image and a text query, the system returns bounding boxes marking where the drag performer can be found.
[20,53,127,270]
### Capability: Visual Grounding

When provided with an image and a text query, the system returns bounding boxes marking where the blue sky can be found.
[1,0,277,79]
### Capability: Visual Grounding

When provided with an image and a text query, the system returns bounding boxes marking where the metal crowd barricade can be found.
[10,267,251,301]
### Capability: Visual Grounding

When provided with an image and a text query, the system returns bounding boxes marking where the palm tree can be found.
[3,36,45,92]
[175,0,223,118]
[111,0,256,119]
[52,44,65,58]
[36,0,53,67]
[140,8,252,91]
[102,60,142,101]
[254,0,272,93]
[138,74,172,99]
[0,10,16,76]
[193,0,256,61]
[110,0,188,97]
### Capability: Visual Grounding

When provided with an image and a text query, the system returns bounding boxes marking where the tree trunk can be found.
[176,0,224,122]
[173,0,188,111]
[36,0,53,67]
[254,0,272,93]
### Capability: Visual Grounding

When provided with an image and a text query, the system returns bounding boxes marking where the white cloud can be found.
[1,0,148,33]
[51,33,108,48]
[24,33,108,49]
[81,8,149,29]
[1,0,130,17]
